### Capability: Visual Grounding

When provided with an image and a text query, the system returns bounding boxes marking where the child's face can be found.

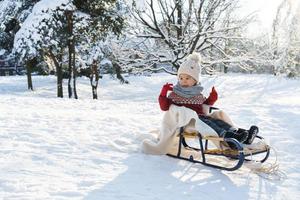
[178,74,197,87]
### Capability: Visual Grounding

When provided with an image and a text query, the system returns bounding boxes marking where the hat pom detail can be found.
[188,52,201,63]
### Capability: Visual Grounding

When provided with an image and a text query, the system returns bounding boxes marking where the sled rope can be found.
[246,146,286,181]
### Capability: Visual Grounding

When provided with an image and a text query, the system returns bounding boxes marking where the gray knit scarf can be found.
[173,82,204,98]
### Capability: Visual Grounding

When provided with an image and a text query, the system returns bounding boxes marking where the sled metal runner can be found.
[167,127,270,171]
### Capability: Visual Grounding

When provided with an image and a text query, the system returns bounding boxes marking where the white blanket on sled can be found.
[142,105,219,155]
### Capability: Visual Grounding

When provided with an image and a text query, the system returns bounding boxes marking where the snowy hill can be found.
[0,73,300,200]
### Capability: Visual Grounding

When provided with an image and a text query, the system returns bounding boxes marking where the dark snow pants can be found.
[198,115,233,137]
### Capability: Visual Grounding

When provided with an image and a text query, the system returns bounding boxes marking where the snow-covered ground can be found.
[0,73,299,200]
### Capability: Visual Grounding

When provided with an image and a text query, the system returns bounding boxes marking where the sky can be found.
[239,0,282,36]
[242,0,282,25]
[240,0,299,37]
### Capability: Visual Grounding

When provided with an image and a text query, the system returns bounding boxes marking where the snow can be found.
[0,49,6,56]
[0,0,22,28]
[0,73,300,200]
[13,0,73,58]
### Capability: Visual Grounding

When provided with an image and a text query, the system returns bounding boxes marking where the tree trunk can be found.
[224,40,229,74]
[72,39,78,99]
[25,58,37,91]
[26,65,33,90]
[174,0,183,68]
[176,0,182,40]
[46,50,63,97]
[90,60,99,99]
[66,10,77,99]
[112,61,128,84]
[73,65,78,99]
[57,61,63,98]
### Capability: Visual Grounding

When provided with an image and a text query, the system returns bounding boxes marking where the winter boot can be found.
[224,130,248,143]
[244,125,259,144]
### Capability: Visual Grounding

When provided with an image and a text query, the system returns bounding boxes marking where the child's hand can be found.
[160,83,173,96]
[209,86,218,102]
[204,87,218,105]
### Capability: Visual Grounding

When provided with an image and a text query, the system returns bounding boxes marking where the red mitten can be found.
[205,86,218,105]
[160,83,173,97]
[209,86,218,102]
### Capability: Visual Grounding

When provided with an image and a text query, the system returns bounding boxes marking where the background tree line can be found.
[0,0,299,99]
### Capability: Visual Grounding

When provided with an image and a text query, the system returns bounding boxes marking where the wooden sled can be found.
[167,127,270,171]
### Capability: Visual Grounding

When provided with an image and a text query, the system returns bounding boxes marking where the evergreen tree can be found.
[1,0,40,90]
[0,0,39,53]
[13,0,126,98]
[73,0,126,99]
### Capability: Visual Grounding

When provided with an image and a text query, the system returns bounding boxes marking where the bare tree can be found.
[271,0,291,75]
[271,0,300,77]
[129,0,253,73]
[286,3,300,77]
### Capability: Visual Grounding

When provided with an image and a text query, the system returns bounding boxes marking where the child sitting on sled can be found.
[158,52,258,145]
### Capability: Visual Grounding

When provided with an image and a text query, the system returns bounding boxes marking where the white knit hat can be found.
[177,52,202,82]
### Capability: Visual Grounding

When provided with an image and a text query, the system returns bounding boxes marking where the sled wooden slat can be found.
[202,136,225,142]
[181,132,225,142]
[204,147,269,157]
[204,148,239,155]
[181,132,198,138]
[243,145,270,155]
